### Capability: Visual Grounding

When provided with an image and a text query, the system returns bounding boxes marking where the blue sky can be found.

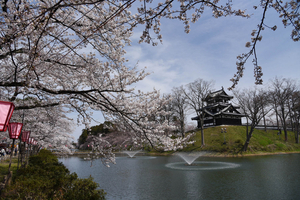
[71,2,300,141]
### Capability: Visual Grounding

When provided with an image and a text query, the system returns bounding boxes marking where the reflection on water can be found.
[165,161,240,170]
[59,154,300,200]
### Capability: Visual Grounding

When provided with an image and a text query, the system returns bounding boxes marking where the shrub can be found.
[0,149,106,200]
[64,176,106,200]
[275,143,285,150]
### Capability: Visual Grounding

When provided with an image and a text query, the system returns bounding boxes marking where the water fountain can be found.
[122,150,142,158]
[165,151,240,170]
[175,152,207,165]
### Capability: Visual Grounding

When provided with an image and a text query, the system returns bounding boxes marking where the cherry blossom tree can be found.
[228,0,299,89]
[0,104,75,153]
[102,89,195,152]
[0,0,175,158]
[1,0,299,164]
[118,0,299,89]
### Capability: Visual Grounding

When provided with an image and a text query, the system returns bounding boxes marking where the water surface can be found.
[59,153,300,200]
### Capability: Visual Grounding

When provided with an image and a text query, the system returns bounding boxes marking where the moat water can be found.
[59,153,300,200]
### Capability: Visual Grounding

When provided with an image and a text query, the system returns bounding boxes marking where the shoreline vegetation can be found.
[0,125,298,199]
[67,150,300,157]
[181,125,300,156]
[64,125,300,158]
[0,150,106,200]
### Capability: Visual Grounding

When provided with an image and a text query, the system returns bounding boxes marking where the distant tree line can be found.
[166,79,214,147]
[233,77,300,151]
[78,77,300,152]
[78,121,115,146]
[167,77,300,151]
[78,121,137,151]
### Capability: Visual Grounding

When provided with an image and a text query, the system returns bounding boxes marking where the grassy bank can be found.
[0,157,18,181]
[181,125,300,156]
[50,125,300,157]
[73,125,300,157]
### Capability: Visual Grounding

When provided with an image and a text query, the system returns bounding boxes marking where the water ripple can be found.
[165,161,240,171]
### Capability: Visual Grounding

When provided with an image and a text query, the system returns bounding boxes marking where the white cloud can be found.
[71,1,300,139]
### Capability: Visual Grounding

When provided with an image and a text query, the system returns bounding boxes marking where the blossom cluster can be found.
[1,0,298,165]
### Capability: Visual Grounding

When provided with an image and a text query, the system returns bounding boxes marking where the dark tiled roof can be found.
[205,87,233,100]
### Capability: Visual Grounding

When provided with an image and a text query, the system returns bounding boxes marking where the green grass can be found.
[182,125,300,155]
[0,157,19,181]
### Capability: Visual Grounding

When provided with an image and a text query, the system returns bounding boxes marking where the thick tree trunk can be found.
[261,106,267,132]
[295,123,299,144]
[242,138,250,152]
[283,126,288,141]
[275,105,280,131]
[246,117,249,137]
[180,120,185,138]
[201,127,205,146]
[280,108,288,141]
[199,110,205,146]
[242,125,255,152]
[282,113,288,141]
[8,139,15,173]
[288,106,294,132]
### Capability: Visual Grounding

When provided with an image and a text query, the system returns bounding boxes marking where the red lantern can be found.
[26,137,32,144]
[21,131,31,143]
[0,101,15,132]
[8,122,23,139]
